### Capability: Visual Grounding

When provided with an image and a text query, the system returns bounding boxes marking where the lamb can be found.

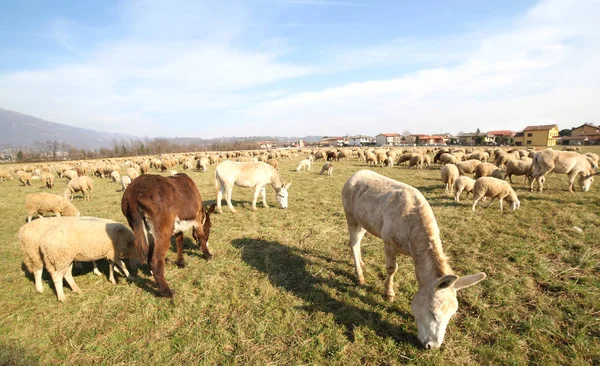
[110,170,121,184]
[39,171,55,189]
[17,171,32,186]
[25,192,80,222]
[474,162,504,179]
[0,169,13,182]
[64,176,94,201]
[504,158,533,184]
[296,159,312,172]
[453,176,476,202]
[320,162,333,175]
[441,164,459,194]
[342,170,486,349]
[121,175,132,191]
[455,159,482,175]
[472,177,520,211]
[39,217,136,302]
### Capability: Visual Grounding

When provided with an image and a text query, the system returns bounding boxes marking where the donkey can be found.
[530,149,595,192]
[342,170,486,349]
[121,173,216,297]
[215,160,292,213]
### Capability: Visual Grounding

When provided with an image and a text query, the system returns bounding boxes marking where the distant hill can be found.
[0,108,137,149]
[0,107,325,150]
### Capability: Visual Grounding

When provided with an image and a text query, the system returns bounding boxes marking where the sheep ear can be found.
[285,181,292,190]
[454,272,487,290]
[433,275,458,291]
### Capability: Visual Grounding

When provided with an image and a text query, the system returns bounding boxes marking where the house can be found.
[348,135,376,146]
[319,136,346,147]
[514,125,559,146]
[257,141,274,149]
[375,133,402,146]
[559,123,600,145]
[487,130,516,145]
[457,132,495,146]
[430,135,449,145]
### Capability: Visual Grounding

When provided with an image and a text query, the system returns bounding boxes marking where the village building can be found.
[375,133,402,146]
[514,125,559,146]
[348,135,376,146]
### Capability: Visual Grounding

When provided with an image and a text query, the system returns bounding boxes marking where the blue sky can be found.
[1,0,598,138]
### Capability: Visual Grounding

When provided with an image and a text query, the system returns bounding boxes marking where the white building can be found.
[348,135,376,146]
[375,133,402,146]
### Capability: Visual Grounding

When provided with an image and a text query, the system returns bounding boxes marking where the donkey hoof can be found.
[387,294,395,302]
[175,261,185,268]
[204,253,214,260]
[158,289,174,298]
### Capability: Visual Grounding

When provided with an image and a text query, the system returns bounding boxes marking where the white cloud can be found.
[0,0,598,139]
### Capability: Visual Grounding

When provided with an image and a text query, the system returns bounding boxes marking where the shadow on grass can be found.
[231,238,421,346]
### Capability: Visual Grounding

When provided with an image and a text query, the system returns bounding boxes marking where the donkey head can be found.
[275,182,292,209]
[411,272,486,349]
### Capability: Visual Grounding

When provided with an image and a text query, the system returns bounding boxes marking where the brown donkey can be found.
[121,173,216,297]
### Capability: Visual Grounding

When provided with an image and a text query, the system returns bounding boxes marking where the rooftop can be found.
[523,124,558,131]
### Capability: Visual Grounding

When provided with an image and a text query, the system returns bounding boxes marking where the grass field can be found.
[0,149,599,365]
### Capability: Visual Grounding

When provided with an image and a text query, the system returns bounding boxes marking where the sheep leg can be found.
[64,264,81,293]
[454,188,462,202]
[472,197,481,211]
[383,243,398,302]
[261,187,269,208]
[93,261,102,276]
[348,223,367,285]
[174,232,185,268]
[499,198,504,211]
[50,270,67,302]
[483,197,496,208]
[107,259,116,284]
[116,259,132,279]
[34,269,44,293]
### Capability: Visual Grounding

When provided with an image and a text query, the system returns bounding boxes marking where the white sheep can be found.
[64,176,94,201]
[40,217,136,302]
[17,171,32,186]
[121,175,132,191]
[0,169,14,182]
[472,177,520,211]
[39,171,55,189]
[504,158,533,184]
[453,176,476,202]
[126,167,140,180]
[25,192,80,222]
[110,170,121,184]
[296,159,312,172]
[441,164,459,194]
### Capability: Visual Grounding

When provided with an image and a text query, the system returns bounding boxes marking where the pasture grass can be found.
[0,149,599,365]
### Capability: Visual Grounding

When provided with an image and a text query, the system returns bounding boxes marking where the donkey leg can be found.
[348,222,367,285]
[251,186,261,210]
[150,234,174,297]
[383,243,398,302]
[174,232,185,268]
[261,186,269,208]
[226,187,236,213]
[216,185,224,213]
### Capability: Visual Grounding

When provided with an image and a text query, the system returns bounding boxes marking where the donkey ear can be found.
[206,203,217,216]
[285,181,292,190]
[433,274,458,291]
[453,272,487,290]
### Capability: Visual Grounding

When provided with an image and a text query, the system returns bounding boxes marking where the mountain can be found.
[0,108,137,149]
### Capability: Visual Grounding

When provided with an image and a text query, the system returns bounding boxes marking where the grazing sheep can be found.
[441,164,459,194]
[474,162,503,179]
[472,177,520,211]
[63,170,79,181]
[423,155,431,167]
[19,218,62,293]
[531,149,595,192]
[196,157,210,172]
[453,176,476,202]
[439,153,459,165]
[409,154,424,169]
[0,169,13,182]
[40,217,136,302]
[365,152,377,165]
[64,176,94,201]
[455,159,482,175]
[25,193,80,222]
[140,162,150,174]
[342,170,487,349]
[17,171,32,186]
[320,162,333,176]
[121,175,132,191]
[39,171,55,189]
[126,167,139,180]
[266,158,279,171]
[296,159,312,172]
[504,159,533,184]
[110,170,121,184]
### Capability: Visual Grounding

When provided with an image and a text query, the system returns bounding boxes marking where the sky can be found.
[0,0,598,139]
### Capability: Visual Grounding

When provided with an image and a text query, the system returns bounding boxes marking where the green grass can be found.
[0,149,599,365]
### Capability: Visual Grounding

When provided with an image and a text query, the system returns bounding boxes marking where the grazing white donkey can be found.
[530,149,595,192]
[342,170,486,349]
[215,160,292,213]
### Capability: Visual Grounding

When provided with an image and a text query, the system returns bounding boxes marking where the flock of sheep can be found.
[3,144,597,349]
